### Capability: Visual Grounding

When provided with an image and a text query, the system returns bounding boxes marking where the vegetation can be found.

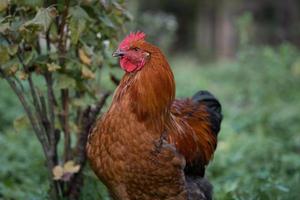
[0,0,130,199]
[171,44,300,200]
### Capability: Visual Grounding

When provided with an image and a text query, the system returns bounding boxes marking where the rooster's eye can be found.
[132,47,139,51]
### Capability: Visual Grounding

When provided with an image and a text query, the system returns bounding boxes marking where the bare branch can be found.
[110,73,120,86]
[1,32,51,147]
[66,91,110,198]
[19,55,51,149]
[0,34,60,199]
[12,76,25,92]
[60,89,71,161]
[76,91,111,165]
[57,0,70,65]
[0,68,50,150]
[45,72,58,163]
[39,92,52,141]
[54,0,72,162]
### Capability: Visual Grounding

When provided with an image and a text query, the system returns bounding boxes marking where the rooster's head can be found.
[113,32,150,73]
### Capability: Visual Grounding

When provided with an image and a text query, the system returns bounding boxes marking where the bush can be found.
[0,0,130,199]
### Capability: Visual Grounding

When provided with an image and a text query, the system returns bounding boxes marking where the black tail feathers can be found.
[192,90,222,114]
[186,176,213,200]
[192,90,223,135]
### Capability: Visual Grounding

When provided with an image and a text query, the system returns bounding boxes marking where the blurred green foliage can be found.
[1,41,300,198]
[134,11,178,52]
[0,132,47,199]
[0,82,22,131]
[172,44,300,200]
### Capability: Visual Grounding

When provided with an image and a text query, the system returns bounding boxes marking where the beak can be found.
[112,49,125,57]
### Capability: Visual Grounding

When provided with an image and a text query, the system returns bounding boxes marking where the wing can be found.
[168,91,222,176]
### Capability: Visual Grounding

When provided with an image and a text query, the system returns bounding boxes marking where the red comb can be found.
[119,31,146,49]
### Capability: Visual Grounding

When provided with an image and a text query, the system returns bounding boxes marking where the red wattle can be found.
[120,58,138,72]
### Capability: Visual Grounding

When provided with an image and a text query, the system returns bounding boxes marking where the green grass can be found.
[1,44,300,199]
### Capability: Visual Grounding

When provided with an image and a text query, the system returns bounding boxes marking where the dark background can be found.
[131,0,300,59]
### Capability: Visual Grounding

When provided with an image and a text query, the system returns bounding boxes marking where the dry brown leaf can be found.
[0,0,8,12]
[81,65,95,79]
[79,48,92,66]
[52,165,64,180]
[8,64,19,75]
[64,160,80,174]
[18,71,28,80]
[47,63,61,72]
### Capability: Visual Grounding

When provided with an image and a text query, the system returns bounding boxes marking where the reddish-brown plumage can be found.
[86,32,221,200]
[170,100,217,165]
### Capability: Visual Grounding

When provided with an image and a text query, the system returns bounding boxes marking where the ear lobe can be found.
[144,52,150,57]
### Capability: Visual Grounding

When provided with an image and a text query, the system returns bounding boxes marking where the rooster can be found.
[87,32,222,200]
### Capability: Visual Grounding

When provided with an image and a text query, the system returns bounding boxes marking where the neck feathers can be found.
[114,44,175,122]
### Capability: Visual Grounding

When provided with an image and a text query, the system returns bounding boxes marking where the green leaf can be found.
[69,6,92,44]
[81,65,95,79]
[0,23,10,33]
[0,0,8,12]
[113,2,133,21]
[0,58,20,76]
[6,63,20,75]
[17,71,28,80]
[99,15,116,29]
[22,7,57,32]
[23,50,37,66]
[70,6,91,22]
[7,44,18,56]
[275,184,289,192]
[0,46,9,64]
[69,20,85,45]
[291,59,300,77]
[56,74,76,89]
[71,98,88,107]
[47,63,61,72]
[13,115,29,132]
[18,0,43,7]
